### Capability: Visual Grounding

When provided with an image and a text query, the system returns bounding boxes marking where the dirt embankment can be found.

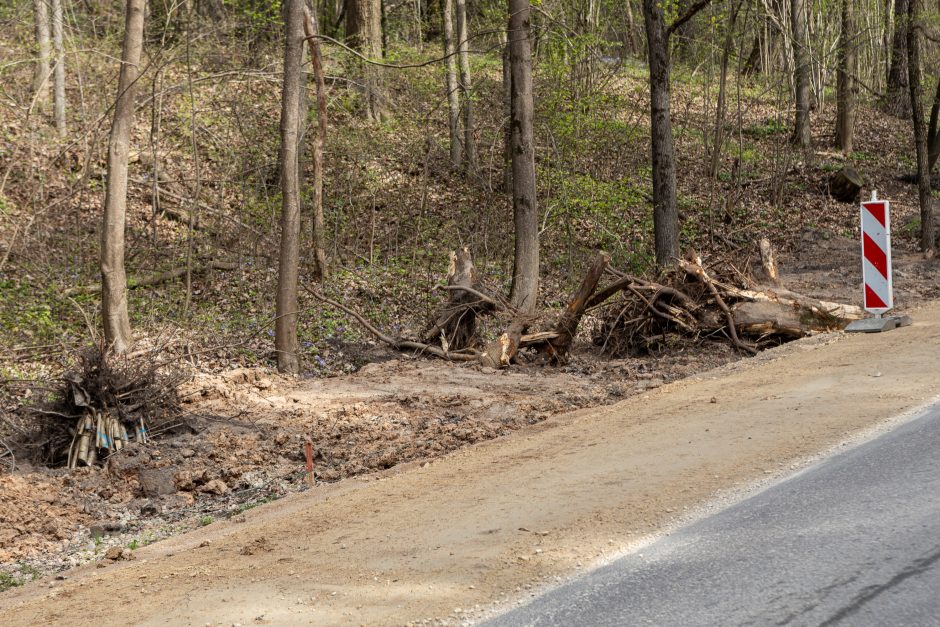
[2,299,939,626]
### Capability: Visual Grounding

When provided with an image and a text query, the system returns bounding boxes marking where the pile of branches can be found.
[310,246,865,369]
[26,345,189,467]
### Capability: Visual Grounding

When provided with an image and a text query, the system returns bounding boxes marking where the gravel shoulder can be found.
[4,300,940,626]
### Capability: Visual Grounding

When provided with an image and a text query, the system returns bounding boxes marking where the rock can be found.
[199,479,228,495]
[103,546,135,561]
[89,521,125,539]
[140,500,161,517]
[174,470,205,491]
[828,166,864,203]
[138,468,177,497]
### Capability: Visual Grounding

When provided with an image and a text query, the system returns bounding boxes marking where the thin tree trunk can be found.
[303,3,329,280]
[908,0,934,257]
[443,0,462,168]
[508,0,539,312]
[502,29,512,193]
[927,78,940,171]
[346,0,384,121]
[32,0,52,112]
[709,0,740,179]
[887,0,911,117]
[790,0,812,150]
[643,0,679,267]
[101,0,145,354]
[456,0,477,173]
[835,0,856,153]
[276,0,305,374]
[52,0,66,136]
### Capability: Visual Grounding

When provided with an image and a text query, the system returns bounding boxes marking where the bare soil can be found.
[2,297,939,626]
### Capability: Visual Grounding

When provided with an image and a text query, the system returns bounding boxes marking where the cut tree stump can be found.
[828,166,864,203]
[424,248,496,351]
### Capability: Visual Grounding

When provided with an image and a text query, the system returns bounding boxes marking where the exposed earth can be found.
[0,229,939,624]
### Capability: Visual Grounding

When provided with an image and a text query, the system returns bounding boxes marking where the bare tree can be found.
[907,0,934,258]
[443,0,462,168]
[790,0,812,150]
[101,0,145,354]
[346,0,384,120]
[887,0,911,118]
[276,0,306,374]
[508,0,539,312]
[835,0,856,153]
[303,3,329,281]
[456,0,477,172]
[32,0,51,112]
[52,0,66,137]
[641,0,714,267]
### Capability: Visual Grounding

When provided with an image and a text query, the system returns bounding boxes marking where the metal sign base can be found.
[845,315,912,333]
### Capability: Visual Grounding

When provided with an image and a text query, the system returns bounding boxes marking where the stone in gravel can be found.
[103,547,135,561]
[89,521,125,539]
[199,479,228,495]
[139,468,177,497]
[140,500,161,517]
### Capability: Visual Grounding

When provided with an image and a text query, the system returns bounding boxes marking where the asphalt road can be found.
[489,404,940,626]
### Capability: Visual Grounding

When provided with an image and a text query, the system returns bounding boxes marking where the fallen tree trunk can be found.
[540,251,609,364]
[64,261,237,297]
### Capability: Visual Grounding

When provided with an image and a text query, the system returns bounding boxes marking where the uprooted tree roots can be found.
[310,249,866,368]
[20,346,188,468]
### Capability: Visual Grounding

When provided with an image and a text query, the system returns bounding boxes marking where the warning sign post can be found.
[846,191,912,333]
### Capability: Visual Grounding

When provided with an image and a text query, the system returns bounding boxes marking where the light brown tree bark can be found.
[101,0,145,354]
[508,0,539,312]
[303,3,329,281]
[456,0,476,173]
[443,0,462,168]
[346,0,384,121]
[276,0,306,374]
[32,0,51,112]
[907,0,934,258]
[835,0,856,153]
[52,0,66,137]
[790,0,812,150]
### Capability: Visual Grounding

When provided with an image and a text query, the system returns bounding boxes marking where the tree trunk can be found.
[303,3,329,280]
[642,0,679,267]
[32,0,51,112]
[835,0,856,153]
[52,0,66,137]
[276,0,306,374]
[346,0,384,120]
[887,0,911,118]
[927,78,940,172]
[790,0,812,150]
[101,0,145,354]
[907,0,934,258]
[508,0,539,313]
[708,0,740,179]
[455,0,477,173]
[443,0,462,168]
[502,29,512,192]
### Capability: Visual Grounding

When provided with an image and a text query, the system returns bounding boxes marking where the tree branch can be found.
[667,0,714,38]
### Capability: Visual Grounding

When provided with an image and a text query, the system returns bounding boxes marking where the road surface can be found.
[490,403,940,626]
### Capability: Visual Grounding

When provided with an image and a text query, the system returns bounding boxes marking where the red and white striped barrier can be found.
[860,193,892,314]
